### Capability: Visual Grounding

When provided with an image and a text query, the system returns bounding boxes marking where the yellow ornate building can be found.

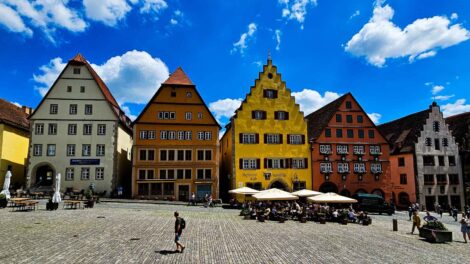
[220,58,311,200]
[0,99,30,188]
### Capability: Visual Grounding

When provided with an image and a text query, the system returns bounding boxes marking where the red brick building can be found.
[306,93,392,200]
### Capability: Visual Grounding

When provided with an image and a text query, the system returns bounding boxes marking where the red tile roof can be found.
[163,67,193,85]
[0,99,29,131]
[446,111,470,149]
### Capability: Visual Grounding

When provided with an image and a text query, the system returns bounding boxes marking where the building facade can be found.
[132,67,220,201]
[379,103,464,210]
[220,58,311,201]
[306,93,392,200]
[0,99,30,188]
[26,54,133,196]
[446,112,470,206]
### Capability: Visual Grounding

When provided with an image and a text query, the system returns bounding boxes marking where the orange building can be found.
[132,67,220,200]
[306,93,392,201]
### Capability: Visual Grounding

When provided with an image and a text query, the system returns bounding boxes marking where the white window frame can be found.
[370,145,381,155]
[68,124,77,135]
[198,112,203,119]
[354,163,366,173]
[148,130,155,139]
[319,145,332,154]
[254,111,263,120]
[95,167,104,180]
[35,123,44,135]
[242,159,257,169]
[289,135,302,144]
[84,104,93,115]
[353,145,365,155]
[69,104,77,115]
[204,132,212,140]
[82,144,91,156]
[140,131,148,139]
[320,162,333,173]
[66,168,74,181]
[47,144,56,156]
[242,133,256,144]
[48,124,57,135]
[97,144,105,156]
[338,163,349,173]
[371,163,382,173]
[67,144,75,156]
[337,145,348,155]
[196,168,212,180]
[83,124,92,135]
[185,131,192,140]
[160,131,168,140]
[266,134,280,144]
[98,124,106,135]
[33,144,42,156]
[50,104,58,114]
[81,168,90,180]
[168,131,176,140]
[178,131,185,140]
[185,112,192,120]
[197,132,204,140]
[292,158,305,169]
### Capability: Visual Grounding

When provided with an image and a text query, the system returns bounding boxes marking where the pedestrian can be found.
[411,211,421,235]
[452,206,459,221]
[438,204,443,218]
[460,213,470,243]
[174,211,186,253]
[408,205,413,221]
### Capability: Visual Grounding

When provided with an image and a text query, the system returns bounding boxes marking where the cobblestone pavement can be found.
[0,202,468,264]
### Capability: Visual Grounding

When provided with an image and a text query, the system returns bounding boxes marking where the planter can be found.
[419,228,452,243]
[362,219,370,226]
[85,200,95,209]
[341,219,348,225]
[0,198,7,208]
[319,217,326,224]
[279,218,285,223]
[46,202,59,211]
[300,217,307,223]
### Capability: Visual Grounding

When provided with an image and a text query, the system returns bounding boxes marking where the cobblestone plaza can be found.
[0,202,468,263]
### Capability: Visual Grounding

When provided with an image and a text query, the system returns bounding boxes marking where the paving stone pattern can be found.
[0,202,468,263]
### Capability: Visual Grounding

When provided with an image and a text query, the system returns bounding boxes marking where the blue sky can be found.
[0,0,469,128]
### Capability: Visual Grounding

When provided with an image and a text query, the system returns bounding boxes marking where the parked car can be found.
[353,193,395,215]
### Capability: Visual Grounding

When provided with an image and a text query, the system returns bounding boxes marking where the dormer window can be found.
[346,101,352,109]
[73,68,80,74]
[263,89,278,99]
[186,92,192,98]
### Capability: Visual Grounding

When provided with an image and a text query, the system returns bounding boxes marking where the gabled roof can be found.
[377,109,431,154]
[0,99,29,132]
[446,111,470,144]
[134,67,220,128]
[305,93,349,141]
[30,53,132,132]
[162,67,193,85]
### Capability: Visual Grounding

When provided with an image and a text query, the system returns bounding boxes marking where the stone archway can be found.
[319,182,338,193]
[32,163,55,187]
[355,188,368,195]
[371,188,385,198]
[268,179,289,191]
[340,189,351,197]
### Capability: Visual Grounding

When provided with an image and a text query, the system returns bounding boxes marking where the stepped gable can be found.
[305,93,349,141]
[0,98,29,131]
[377,109,431,154]
[445,111,470,147]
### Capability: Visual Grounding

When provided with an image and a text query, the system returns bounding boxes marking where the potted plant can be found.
[317,213,326,224]
[340,211,348,225]
[0,193,7,208]
[419,220,452,243]
[85,189,95,208]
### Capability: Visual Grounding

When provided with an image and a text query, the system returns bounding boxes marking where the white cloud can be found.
[431,85,444,95]
[33,50,169,117]
[208,98,243,122]
[139,0,168,14]
[441,99,470,117]
[291,89,341,114]
[33,57,66,96]
[434,95,454,101]
[231,23,257,55]
[279,0,317,29]
[2,0,87,42]
[451,13,458,20]
[275,29,282,50]
[345,3,470,67]
[121,105,137,120]
[350,10,360,19]
[367,113,382,124]
[83,0,131,26]
[11,102,22,108]
[169,9,184,26]
[0,3,33,37]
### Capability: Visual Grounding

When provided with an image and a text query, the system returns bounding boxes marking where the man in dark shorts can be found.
[174,211,185,253]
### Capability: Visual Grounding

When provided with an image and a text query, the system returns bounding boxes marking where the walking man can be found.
[411,210,421,235]
[174,211,185,253]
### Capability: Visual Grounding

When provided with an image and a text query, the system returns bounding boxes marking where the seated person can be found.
[348,209,358,222]
[331,210,339,222]
[423,211,437,222]
[263,207,271,219]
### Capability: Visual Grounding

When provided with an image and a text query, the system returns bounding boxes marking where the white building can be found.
[26,54,133,196]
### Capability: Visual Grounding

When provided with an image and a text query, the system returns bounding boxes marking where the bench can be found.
[63,200,83,209]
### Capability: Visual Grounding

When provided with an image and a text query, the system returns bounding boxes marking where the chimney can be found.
[22,106,32,115]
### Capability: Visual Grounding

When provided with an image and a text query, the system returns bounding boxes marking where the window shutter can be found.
[279,134,283,144]
[264,134,267,143]
[287,158,292,168]
[252,111,255,119]
[256,159,261,169]
[304,158,308,169]
[280,159,285,169]
[287,134,291,144]
[285,112,289,120]
[239,133,243,143]
[264,158,267,169]
[263,90,267,98]
[273,90,278,98]
[255,133,259,143]
[274,111,278,120]
[301,135,305,144]
[262,111,267,119]
[239,159,243,169]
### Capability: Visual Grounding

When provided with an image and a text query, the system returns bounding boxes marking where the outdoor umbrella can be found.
[291,189,323,197]
[1,170,11,199]
[52,173,62,203]
[228,187,260,195]
[252,188,299,201]
[307,192,357,203]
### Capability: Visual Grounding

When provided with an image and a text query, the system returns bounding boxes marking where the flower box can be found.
[419,228,452,243]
